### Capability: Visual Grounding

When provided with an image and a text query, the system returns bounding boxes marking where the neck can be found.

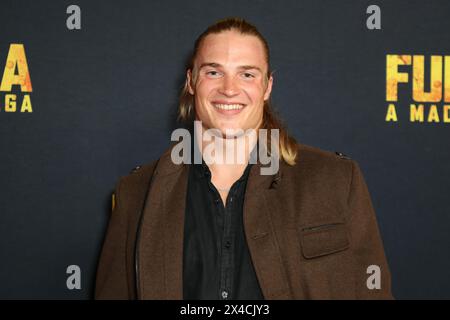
[193,121,260,200]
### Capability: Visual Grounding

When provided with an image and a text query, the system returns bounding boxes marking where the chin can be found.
[222,127,248,138]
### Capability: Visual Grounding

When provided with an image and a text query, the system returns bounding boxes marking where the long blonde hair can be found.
[177,17,299,165]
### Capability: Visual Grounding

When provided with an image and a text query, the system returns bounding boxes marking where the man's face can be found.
[187,30,273,137]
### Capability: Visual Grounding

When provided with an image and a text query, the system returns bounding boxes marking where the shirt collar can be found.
[191,131,256,181]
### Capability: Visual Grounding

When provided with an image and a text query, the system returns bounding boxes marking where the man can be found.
[95,17,393,300]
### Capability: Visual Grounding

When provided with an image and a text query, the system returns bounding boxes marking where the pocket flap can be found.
[300,223,350,259]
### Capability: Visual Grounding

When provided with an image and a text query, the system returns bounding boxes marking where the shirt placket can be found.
[220,187,236,300]
[207,178,238,300]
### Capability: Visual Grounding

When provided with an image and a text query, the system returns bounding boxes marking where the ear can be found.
[186,69,195,95]
[263,74,273,101]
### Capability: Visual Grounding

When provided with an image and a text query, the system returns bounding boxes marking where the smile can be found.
[212,103,245,110]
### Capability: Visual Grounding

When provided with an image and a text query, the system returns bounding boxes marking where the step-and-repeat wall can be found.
[1,0,449,299]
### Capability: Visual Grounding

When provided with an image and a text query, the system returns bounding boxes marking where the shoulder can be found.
[278,144,365,222]
[280,143,358,192]
[114,142,179,196]
[292,142,356,173]
[296,143,353,163]
[114,159,159,201]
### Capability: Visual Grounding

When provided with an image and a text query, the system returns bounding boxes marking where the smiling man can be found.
[95,17,393,300]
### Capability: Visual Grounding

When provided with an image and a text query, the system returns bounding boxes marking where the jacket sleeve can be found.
[347,160,394,299]
[95,177,132,299]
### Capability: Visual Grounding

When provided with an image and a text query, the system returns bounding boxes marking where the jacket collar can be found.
[155,139,284,187]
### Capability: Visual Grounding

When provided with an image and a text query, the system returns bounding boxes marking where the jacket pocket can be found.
[299,222,350,259]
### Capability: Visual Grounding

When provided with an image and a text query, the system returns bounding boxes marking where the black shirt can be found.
[182,142,264,300]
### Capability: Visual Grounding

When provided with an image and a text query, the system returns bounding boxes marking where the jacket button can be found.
[221,291,228,299]
[130,165,142,173]
[335,151,351,160]
[225,241,231,249]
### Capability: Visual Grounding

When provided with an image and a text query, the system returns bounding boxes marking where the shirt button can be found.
[221,291,228,299]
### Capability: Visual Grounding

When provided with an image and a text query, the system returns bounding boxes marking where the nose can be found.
[218,75,239,96]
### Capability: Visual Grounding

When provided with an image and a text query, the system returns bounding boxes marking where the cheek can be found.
[194,83,211,107]
[196,78,216,94]
[244,82,266,99]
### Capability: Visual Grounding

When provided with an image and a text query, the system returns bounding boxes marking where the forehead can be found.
[195,31,267,70]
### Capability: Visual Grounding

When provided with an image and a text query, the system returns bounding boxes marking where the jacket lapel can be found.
[243,162,293,299]
[138,146,187,300]
[162,165,188,299]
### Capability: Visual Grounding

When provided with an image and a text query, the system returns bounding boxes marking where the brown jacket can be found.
[95,143,393,299]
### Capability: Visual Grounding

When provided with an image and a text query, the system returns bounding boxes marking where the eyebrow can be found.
[198,62,263,73]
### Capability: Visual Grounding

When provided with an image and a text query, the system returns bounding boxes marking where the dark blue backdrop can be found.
[0,0,449,299]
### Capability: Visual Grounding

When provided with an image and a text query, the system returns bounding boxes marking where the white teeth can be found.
[213,103,244,110]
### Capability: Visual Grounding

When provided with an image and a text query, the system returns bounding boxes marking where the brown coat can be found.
[95,143,393,299]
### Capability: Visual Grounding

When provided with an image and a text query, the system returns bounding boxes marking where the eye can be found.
[205,70,222,77]
[242,72,255,79]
